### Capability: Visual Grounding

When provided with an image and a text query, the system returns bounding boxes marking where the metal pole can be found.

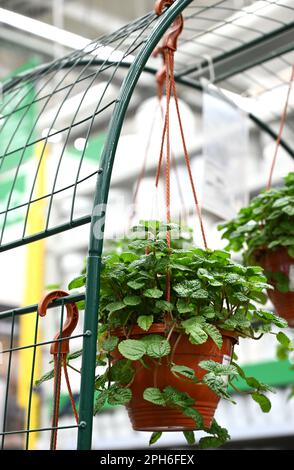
[77,0,194,450]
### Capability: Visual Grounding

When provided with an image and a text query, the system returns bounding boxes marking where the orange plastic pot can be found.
[112,324,237,431]
[257,246,294,326]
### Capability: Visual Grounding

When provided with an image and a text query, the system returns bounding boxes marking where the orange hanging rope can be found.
[38,290,79,450]
[164,49,172,244]
[154,3,207,250]
[169,52,208,249]
[153,48,188,224]
[266,64,294,190]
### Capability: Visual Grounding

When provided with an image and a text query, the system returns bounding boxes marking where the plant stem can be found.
[171,333,182,363]
[67,363,81,375]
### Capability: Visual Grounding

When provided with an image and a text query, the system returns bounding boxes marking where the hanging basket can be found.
[112,324,237,431]
[257,247,294,326]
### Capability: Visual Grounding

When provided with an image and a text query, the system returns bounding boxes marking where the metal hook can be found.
[38,290,79,355]
[155,0,183,51]
[163,14,184,51]
[152,11,184,87]
[155,0,174,16]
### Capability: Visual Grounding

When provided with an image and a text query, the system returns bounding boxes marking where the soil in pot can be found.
[257,247,294,327]
[112,324,237,432]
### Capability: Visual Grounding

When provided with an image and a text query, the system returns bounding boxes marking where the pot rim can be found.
[254,245,292,260]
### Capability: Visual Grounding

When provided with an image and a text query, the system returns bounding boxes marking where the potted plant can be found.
[218,172,294,325]
[65,220,288,447]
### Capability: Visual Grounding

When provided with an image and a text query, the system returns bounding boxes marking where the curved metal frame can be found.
[77,0,194,449]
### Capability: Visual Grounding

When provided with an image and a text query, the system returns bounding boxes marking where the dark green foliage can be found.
[218,173,294,292]
[38,220,287,448]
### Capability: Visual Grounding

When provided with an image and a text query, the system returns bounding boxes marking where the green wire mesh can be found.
[0,12,159,252]
[0,293,85,450]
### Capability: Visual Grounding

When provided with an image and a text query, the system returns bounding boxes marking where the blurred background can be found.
[0,0,294,450]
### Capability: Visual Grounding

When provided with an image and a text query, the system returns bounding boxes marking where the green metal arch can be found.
[77,0,193,449]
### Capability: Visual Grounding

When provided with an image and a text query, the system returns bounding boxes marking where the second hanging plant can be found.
[218,172,294,325]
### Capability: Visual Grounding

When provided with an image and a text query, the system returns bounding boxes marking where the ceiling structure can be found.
[0,0,293,169]
[0,0,156,77]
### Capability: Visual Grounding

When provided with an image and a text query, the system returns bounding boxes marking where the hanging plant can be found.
[218,172,294,325]
[70,220,287,448]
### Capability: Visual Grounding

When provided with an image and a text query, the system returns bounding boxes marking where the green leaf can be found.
[211,250,231,259]
[198,436,223,449]
[177,299,194,314]
[106,301,126,313]
[108,387,132,406]
[181,318,208,345]
[288,246,294,258]
[120,252,139,263]
[173,279,201,297]
[276,331,291,348]
[95,372,108,389]
[203,373,235,402]
[256,309,288,328]
[276,343,289,361]
[155,300,174,311]
[127,280,145,290]
[146,338,171,358]
[191,289,209,299]
[183,407,203,427]
[272,196,291,208]
[190,328,209,345]
[67,349,83,361]
[68,275,86,290]
[171,364,197,381]
[144,288,163,299]
[118,339,146,360]
[252,392,271,412]
[103,336,119,352]
[282,205,294,216]
[197,268,222,287]
[183,431,195,445]
[123,295,142,306]
[250,291,268,304]
[137,315,153,331]
[203,324,223,349]
[272,272,289,293]
[46,283,61,290]
[143,387,166,406]
[199,420,230,448]
[231,292,249,303]
[94,390,108,414]
[243,376,275,393]
[209,419,230,442]
[163,386,194,408]
[35,369,54,387]
[201,306,217,319]
[140,334,163,346]
[77,300,85,310]
[110,359,134,384]
[199,360,237,376]
[149,432,162,446]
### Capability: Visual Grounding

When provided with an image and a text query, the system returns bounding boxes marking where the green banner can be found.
[0,59,38,228]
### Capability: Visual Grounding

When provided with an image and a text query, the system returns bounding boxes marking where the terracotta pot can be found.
[257,246,294,326]
[112,324,237,431]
